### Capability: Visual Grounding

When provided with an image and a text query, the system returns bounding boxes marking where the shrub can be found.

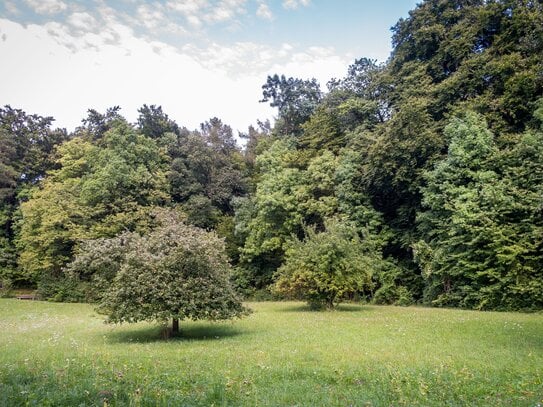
[273,221,378,309]
[0,278,13,298]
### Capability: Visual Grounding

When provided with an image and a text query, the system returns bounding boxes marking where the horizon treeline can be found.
[1,0,542,310]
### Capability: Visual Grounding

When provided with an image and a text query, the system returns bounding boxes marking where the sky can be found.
[0,0,419,133]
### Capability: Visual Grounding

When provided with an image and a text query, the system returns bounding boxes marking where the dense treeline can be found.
[0,105,252,300]
[1,0,542,310]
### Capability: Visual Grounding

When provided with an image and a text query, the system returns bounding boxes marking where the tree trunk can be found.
[172,318,179,335]
[327,295,335,310]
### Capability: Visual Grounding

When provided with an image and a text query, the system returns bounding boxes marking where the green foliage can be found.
[260,74,322,136]
[390,0,543,131]
[237,137,393,296]
[137,104,180,139]
[299,59,387,153]
[416,112,543,310]
[215,215,243,264]
[16,122,169,291]
[78,106,124,142]
[372,261,415,307]
[0,278,13,298]
[36,273,86,303]
[200,117,238,155]
[239,121,272,189]
[95,210,250,329]
[0,206,18,283]
[354,97,442,231]
[299,103,345,152]
[64,231,136,302]
[338,0,543,290]
[237,139,310,284]
[0,105,68,189]
[265,0,543,310]
[165,132,209,202]
[182,194,220,229]
[0,106,68,284]
[163,118,246,214]
[0,135,17,202]
[333,149,383,231]
[2,0,542,313]
[273,221,377,309]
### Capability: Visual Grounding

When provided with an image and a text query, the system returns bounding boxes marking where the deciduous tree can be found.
[95,210,250,335]
[17,121,169,296]
[260,74,322,136]
[273,221,377,309]
[416,112,543,310]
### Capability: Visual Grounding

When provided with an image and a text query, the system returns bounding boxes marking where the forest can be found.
[1,0,542,312]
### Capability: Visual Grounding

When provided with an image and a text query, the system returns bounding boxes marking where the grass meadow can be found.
[0,299,542,406]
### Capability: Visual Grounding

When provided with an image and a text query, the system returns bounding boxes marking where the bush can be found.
[0,278,13,298]
[36,274,86,302]
[273,221,378,309]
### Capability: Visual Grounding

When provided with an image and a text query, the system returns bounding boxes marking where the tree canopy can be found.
[274,221,379,309]
[92,210,250,334]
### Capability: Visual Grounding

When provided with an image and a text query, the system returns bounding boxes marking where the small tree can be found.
[273,221,376,309]
[94,211,249,335]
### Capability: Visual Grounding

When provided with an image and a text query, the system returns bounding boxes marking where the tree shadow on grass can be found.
[104,323,246,344]
[280,303,373,313]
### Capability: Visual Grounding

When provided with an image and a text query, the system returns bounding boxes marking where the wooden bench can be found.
[16,294,37,300]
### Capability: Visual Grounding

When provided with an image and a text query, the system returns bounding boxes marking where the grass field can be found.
[0,300,542,406]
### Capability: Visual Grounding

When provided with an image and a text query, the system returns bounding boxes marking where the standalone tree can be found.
[96,210,250,335]
[273,221,378,309]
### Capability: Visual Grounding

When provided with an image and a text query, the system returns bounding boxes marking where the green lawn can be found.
[0,300,542,406]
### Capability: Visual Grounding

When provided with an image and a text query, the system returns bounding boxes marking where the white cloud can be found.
[256,2,273,20]
[206,0,247,22]
[0,11,349,133]
[136,4,167,29]
[114,3,187,35]
[182,40,348,86]
[186,14,202,27]
[4,1,19,15]
[166,0,247,27]
[67,12,98,32]
[0,18,273,132]
[282,0,310,10]
[24,0,67,14]
[166,0,209,15]
[42,10,134,53]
